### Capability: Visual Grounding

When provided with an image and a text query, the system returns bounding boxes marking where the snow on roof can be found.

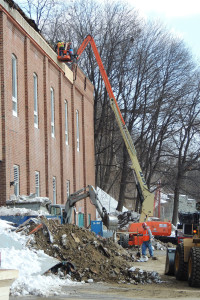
[7,195,51,205]
[0,206,49,216]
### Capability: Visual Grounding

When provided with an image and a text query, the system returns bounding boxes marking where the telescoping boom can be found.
[58,35,154,222]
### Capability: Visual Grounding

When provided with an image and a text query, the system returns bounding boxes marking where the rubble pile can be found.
[117,210,139,229]
[153,241,166,250]
[21,218,161,284]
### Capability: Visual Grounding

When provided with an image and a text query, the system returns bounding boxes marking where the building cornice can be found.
[0,0,73,83]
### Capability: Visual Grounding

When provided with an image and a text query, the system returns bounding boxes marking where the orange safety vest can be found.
[58,42,65,48]
[143,229,150,242]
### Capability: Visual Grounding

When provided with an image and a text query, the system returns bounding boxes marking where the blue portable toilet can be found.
[91,220,103,236]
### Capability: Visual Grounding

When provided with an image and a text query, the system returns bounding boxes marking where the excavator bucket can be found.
[103,214,118,231]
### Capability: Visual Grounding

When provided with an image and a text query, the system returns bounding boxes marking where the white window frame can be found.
[13,165,19,196]
[35,171,40,197]
[65,100,69,145]
[12,54,18,116]
[33,73,38,128]
[66,180,70,198]
[51,88,55,137]
[88,213,91,226]
[76,110,80,151]
[53,176,56,204]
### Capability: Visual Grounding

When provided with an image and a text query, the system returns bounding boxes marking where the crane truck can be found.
[57,35,171,246]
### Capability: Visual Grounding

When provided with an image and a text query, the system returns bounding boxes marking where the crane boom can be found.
[76,35,125,125]
[58,35,154,221]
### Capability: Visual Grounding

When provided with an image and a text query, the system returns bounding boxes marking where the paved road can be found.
[9,281,200,300]
[9,251,200,299]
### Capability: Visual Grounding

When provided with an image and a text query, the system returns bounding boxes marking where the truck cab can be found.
[49,204,66,224]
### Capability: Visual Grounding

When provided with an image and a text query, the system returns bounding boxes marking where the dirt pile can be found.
[21,217,161,284]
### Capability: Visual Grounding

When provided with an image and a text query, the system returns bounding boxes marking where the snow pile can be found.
[0,206,49,216]
[96,187,128,214]
[0,219,81,296]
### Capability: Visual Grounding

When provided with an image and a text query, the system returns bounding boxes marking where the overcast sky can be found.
[15,0,200,61]
[128,0,200,61]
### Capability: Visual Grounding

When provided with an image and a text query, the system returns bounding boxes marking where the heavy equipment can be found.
[165,211,200,287]
[50,185,118,231]
[1,188,118,230]
[57,34,154,222]
[57,35,171,245]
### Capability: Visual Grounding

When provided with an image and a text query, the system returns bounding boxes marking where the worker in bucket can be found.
[56,41,65,56]
[141,222,155,259]
[65,42,74,59]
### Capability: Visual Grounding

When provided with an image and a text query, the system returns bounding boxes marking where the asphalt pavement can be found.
[9,281,200,300]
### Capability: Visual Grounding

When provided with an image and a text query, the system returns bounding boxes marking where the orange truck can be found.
[127,221,171,246]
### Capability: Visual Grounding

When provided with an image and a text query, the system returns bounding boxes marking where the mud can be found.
[11,219,200,299]
[23,218,161,284]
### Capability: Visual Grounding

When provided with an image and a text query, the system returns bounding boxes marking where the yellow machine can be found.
[165,211,200,287]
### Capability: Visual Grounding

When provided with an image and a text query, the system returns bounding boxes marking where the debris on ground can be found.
[19,218,162,285]
[116,210,140,229]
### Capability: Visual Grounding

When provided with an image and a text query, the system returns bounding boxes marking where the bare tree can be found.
[16,0,61,31]
[115,21,198,211]
[164,74,200,225]
[63,0,142,195]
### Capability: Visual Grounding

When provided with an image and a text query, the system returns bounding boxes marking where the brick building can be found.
[0,0,96,226]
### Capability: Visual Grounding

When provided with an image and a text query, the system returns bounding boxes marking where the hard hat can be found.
[142,222,147,228]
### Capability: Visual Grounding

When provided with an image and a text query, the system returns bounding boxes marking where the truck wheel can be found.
[188,247,200,287]
[120,234,129,248]
[174,243,188,280]
[123,234,129,248]
[119,234,124,246]
[165,248,175,275]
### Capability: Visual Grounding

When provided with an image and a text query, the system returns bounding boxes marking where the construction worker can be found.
[65,42,73,59]
[56,41,65,56]
[141,222,154,259]
[68,43,73,57]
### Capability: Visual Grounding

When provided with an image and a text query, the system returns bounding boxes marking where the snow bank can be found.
[0,219,81,296]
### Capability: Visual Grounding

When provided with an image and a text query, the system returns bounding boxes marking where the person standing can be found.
[56,41,65,56]
[68,42,74,57]
[141,222,154,258]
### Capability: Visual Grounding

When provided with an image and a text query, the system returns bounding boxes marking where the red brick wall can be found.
[0,6,96,224]
[6,18,27,197]
[27,41,46,197]
[62,77,74,203]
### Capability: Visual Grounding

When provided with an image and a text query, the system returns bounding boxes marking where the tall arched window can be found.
[35,171,40,197]
[13,165,19,196]
[76,110,80,151]
[65,100,69,145]
[12,54,18,116]
[50,87,55,137]
[33,73,38,128]
[53,176,56,204]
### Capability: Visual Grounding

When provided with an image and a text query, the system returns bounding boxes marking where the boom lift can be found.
[57,35,154,222]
